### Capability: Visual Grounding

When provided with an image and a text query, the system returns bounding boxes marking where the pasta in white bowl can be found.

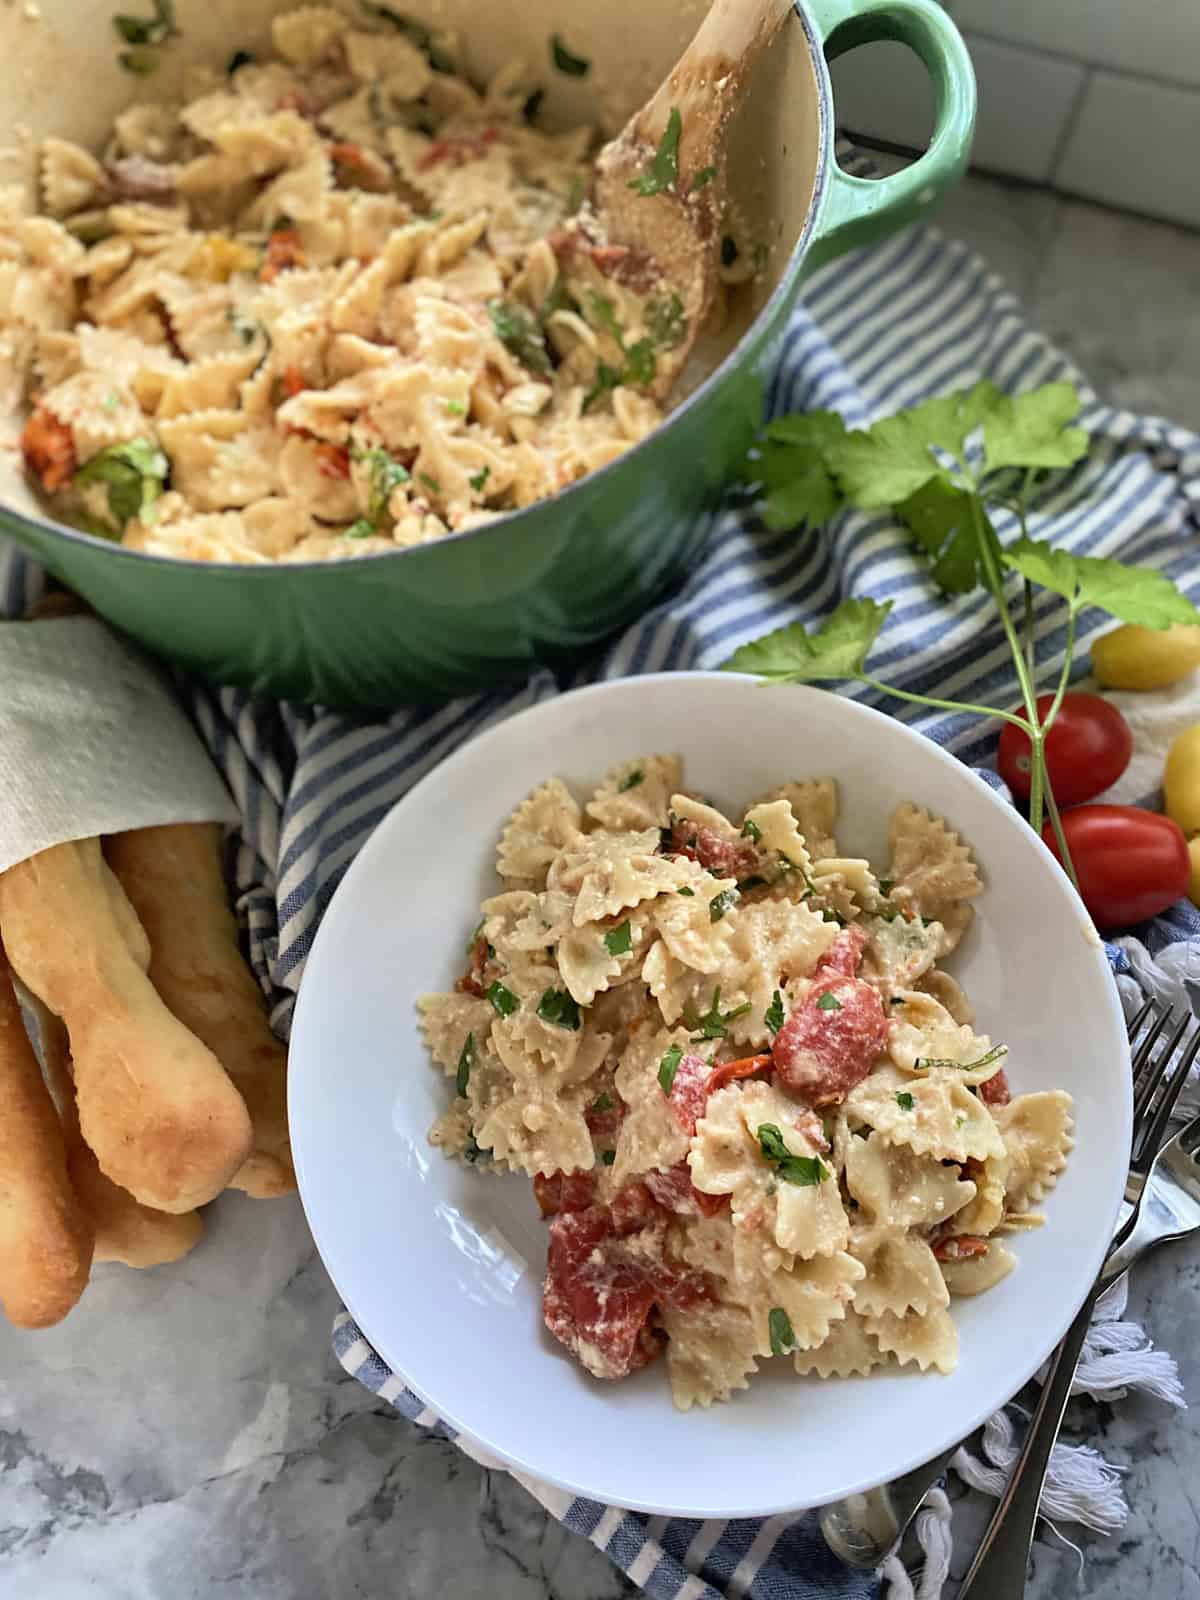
[420,759,1075,1408]
[287,673,1130,1518]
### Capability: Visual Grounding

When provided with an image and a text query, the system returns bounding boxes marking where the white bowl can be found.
[289,672,1130,1519]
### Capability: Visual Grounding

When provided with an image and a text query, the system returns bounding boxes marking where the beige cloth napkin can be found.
[0,616,237,875]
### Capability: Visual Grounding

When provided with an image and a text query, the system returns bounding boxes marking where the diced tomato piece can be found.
[666,819,756,878]
[276,92,323,119]
[260,227,306,283]
[814,924,867,978]
[644,1160,727,1218]
[282,366,306,398]
[706,1054,771,1096]
[533,1170,599,1216]
[608,1180,660,1234]
[771,974,887,1105]
[933,1234,990,1263]
[543,1204,662,1379]
[584,1093,626,1144]
[20,406,76,493]
[314,442,351,480]
[328,141,393,193]
[453,934,490,997]
[978,1068,1011,1108]
[416,126,500,172]
[665,1051,711,1137]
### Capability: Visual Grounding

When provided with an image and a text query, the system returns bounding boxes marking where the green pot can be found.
[0,0,974,707]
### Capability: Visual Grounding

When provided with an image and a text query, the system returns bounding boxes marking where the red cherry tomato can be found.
[998,692,1132,806]
[1041,804,1190,930]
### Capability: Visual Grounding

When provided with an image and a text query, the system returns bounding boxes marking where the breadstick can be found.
[35,1001,203,1269]
[0,840,253,1213]
[0,950,93,1328]
[106,824,295,1198]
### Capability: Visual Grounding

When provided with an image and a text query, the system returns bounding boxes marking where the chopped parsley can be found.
[691,165,717,192]
[469,466,491,493]
[464,915,485,956]
[623,337,657,387]
[73,437,169,528]
[684,987,751,1041]
[551,33,590,76]
[463,1133,491,1164]
[591,1092,614,1113]
[709,888,739,922]
[741,818,762,844]
[567,172,587,213]
[737,875,767,893]
[113,0,175,45]
[895,1091,915,1111]
[878,878,894,895]
[227,48,255,75]
[955,1114,968,1129]
[720,234,739,268]
[444,398,467,417]
[765,990,785,1035]
[629,105,681,196]
[418,473,442,495]
[344,518,376,540]
[914,1044,1008,1074]
[488,298,551,375]
[537,987,581,1029]
[600,1148,616,1165]
[352,446,410,523]
[768,1306,796,1356]
[604,920,633,956]
[582,360,623,413]
[820,907,845,926]
[658,1043,683,1094]
[486,980,519,1018]
[522,87,545,124]
[677,886,695,897]
[647,292,687,350]
[455,1034,475,1096]
[617,768,644,792]
[756,1124,830,1186]
[816,991,843,1012]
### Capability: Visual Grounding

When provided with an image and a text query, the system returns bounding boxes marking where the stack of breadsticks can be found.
[0,823,293,1329]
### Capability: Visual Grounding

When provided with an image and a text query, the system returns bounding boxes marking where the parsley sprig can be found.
[727,381,1200,887]
[683,987,751,1040]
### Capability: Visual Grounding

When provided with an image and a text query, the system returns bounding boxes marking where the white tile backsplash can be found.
[828,40,934,151]
[960,34,1086,183]
[954,0,1200,91]
[1056,71,1200,229]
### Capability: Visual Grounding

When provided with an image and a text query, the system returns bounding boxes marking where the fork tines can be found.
[1128,1001,1200,1171]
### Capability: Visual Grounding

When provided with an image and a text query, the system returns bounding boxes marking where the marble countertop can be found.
[3,175,1199,1599]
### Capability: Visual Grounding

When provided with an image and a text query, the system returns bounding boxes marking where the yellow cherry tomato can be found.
[1092,623,1200,691]
[1164,723,1200,837]
[1188,837,1200,908]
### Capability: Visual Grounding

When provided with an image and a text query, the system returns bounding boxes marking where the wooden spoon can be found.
[590,0,794,399]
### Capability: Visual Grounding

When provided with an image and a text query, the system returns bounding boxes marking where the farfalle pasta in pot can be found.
[1,6,736,563]
[421,759,1076,1410]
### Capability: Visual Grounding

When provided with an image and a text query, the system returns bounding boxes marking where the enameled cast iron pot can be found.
[0,0,974,706]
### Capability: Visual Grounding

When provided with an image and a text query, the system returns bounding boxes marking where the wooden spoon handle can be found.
[641,0,793,144]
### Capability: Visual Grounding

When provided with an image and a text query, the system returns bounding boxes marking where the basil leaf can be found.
[455,1034,475,1096]
[604,920,633,956]
[816,991,843,1012]
[658,1043,683,1094]
[537,987,581,1029]
[617,768,644,792]
[914,1044,1008,1073]
[74,437,169,527]
[486,980,518,1017]
[765,990,785,1035]
[709,888,738,923]
[551,33,590,76]
[628,105,681,196]
[488,298,551,374]
[768,1306,795,1356]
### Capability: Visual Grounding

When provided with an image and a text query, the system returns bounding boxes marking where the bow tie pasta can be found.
[421,759,1074,1408]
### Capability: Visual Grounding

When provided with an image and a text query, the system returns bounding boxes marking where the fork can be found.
[956,1003,1200,1598]
[818,1000,1195,1573]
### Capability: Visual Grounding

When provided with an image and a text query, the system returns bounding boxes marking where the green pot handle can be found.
[803,0,976,267]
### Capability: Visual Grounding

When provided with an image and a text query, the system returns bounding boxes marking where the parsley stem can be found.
[1043,773,1081,895]
[858,676,1033,733]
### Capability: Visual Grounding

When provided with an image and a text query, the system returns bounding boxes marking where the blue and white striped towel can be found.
[3,209,1198,1600]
